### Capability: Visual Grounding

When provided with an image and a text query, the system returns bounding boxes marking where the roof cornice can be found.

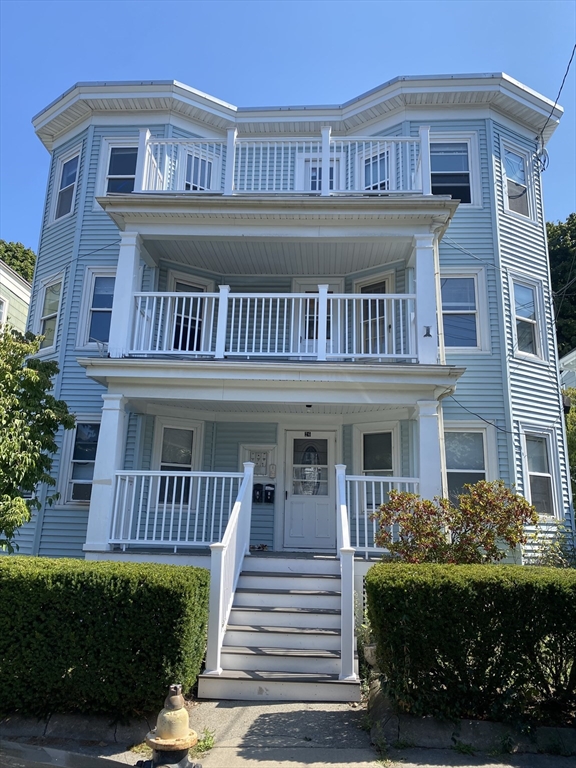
[33,73,563,150]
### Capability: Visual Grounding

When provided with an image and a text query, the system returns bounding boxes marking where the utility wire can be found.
[539,42,576,145]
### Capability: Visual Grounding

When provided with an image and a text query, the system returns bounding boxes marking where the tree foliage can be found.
[548,213,576,357]
[0,240,37,283]
[371,480,538,564]
[0,329,74,552]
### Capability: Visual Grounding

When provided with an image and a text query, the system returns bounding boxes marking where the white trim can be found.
[429,131,481,208]
[443,420,498,482]
[151,416,204,471]
[57,414,102,507]
[519,425,560,520]
[0,261,31,302]
[500,138,536,222]
[291,277,345,293]
[76,266,117,350]
[352,421,401,477]
[35,272,65,354]
[353,269,396,294]
[48,144,82,224]
[167,269,215,292]
[441,267,490,353]
[509,272,547,362]
[94,136,139,209]
[295,151,345,192]
[0,296,7,328]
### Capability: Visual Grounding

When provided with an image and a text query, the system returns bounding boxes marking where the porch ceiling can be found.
[135,400,406,416]
[144,236,413,275]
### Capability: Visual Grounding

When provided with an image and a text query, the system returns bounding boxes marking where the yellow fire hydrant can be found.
[136,684,201,768]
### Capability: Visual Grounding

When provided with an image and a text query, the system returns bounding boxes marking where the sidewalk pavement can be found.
[2,700,575,768]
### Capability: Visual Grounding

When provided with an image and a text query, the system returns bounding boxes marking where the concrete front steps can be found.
[198,554,360,702]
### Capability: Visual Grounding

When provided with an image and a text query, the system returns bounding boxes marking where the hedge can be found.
[365,563,576,726]
[0,557,210,717]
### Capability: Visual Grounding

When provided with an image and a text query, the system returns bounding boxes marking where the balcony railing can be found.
[135,126,431,196]
[344,473,420,556]
[110,470,244,550]
[129,287,417,362]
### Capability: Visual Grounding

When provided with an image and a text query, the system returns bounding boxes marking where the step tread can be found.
[241,571,340,579]
[231,605,341,616]
[236,587,341,596]
[227,624,341,636]
[200,670,358,684]
[222,646,341,658]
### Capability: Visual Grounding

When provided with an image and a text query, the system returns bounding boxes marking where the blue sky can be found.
[0,0,574,251]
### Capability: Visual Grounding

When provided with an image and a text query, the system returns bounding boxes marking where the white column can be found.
[321,126,332,197]
[419,125,431,195]
[214,285,230,359]
[134,129,150,192]
[417,399,443,500]
[412,234,438,365]
[108,232,142,358]
[84,394,127,552]
[317,284,329,360]
[224,128,237,195]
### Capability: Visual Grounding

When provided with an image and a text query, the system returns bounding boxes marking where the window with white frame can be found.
[106,146,138,193]
[38,278,63,349]
[363,432,394,476]
[503,146,530,217]
[513,279,540,357]
[431,142,471,203]
[53,149,80,221]
[525,434,554,516]
[441,274,486,349]
[68,422,100,502]
[0,297,6,328]
[159,426,194,502]
[296,156,341,192]
[445,430,486,501]
[362,149,390,191]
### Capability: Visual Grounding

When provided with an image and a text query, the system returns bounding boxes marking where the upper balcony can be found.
[133,126,432,197]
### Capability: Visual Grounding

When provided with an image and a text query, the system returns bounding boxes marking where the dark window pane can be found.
[56,186,74,218]
[161,428,193,466]
[447,471,486,502]
[443,314,477,346]
[72,423,100,461]
[72,483,92,501]
[431,175,471,203]
[293,439,328,466]
[507,180,529,216]
[430,143,469,171]
[88,312,112,343]
[363,432,392,472]
[92,277,115,308]
[441,278,476,311]
[530,475,553,515]
[108,147,138,176]
[107,177,135,193]
[60,156,79,189]
[516,319,536,354]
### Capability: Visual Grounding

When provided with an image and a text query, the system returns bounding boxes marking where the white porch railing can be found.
[128,287,417,361]
[344,473,420,556]
[135,126,431,196]
[205,462,255,675]
[110,470,243,550]
[335,465,357,682]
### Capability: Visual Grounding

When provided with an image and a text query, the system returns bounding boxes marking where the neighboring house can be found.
[560,348,576,389]
[16,73,573,701]
[0,259,31,334]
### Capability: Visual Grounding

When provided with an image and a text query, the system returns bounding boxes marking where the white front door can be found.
[283,430,336,550]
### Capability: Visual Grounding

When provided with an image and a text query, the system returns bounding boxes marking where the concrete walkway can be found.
[2,700,575,768]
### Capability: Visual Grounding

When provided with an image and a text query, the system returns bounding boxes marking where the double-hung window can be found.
[88,275,115,344]
[106,147,138,193]
[69,422,100,502]
[445,431,486,501]
[441,276,478,348]
[431,142,471,203]
[38,278,63,350]
[503,147,530,217]
[0,297,6,328]
[525,434,554,516]
[159,426,194,502]
[363,432,393,476]
[53,148,80,221]
[513,279,540,357]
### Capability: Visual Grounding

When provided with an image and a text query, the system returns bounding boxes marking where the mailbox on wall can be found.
[241,445,277,504]
[264,484,275,504]
[253,483,264,504]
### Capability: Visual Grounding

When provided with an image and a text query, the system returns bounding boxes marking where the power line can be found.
[539,42,576,147]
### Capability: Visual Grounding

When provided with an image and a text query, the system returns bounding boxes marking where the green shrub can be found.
[365,563,576,726]
[0,557,210,717]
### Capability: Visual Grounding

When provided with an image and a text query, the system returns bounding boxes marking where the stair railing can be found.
[335,464,357,681]
[204,461,255,675]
